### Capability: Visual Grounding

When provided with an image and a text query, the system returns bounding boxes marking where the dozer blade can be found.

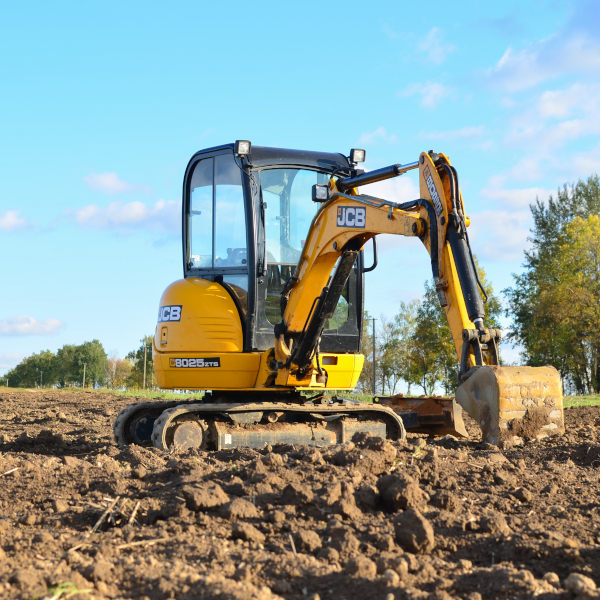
[455,365,564,447]
[377,394,468,438]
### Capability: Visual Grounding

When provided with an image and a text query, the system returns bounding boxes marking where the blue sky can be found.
[1,0,599,374]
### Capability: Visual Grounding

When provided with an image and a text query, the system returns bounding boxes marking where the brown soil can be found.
[1,390,600,600]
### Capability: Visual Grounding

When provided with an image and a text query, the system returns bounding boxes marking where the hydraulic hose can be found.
[396,199,440,279]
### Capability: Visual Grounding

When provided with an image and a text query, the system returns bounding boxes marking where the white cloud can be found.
[468,209,531,261]
[0,315,66,336]
[0,352,26,370]
[481,183,552,209]
[358,127,397,145]
[571,143,600,177]
[382,23,399,40]
[537,83,594,118]
[421,126,484,141]
[490,82,600,182]
[83,172,152,195]
[398,82,451,108]
[73,199,180,232]
[486,30,600,92]
[0,210,31,231]
[417,28,456,65]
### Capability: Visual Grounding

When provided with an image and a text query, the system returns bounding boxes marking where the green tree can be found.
[504,175,600,393]
[126,335,154,389]
[376,314,404,395]
[107,354,133,389]
[75,340,108,387]
[391,300,419,394]
[406,283,448,395]
[408,258,502,395]
[3,350,56,388]
[53,341,108,387]
[54,344,78,387]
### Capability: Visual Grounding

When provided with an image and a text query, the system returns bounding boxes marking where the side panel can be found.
[323,354,365,389]
[155,278,244,353]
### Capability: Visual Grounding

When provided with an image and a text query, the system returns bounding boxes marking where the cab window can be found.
[259,168,349,329]
[189,154,247,269]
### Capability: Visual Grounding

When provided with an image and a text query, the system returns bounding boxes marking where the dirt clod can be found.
[232,522,265,544]
[514,487,533,502]
[565,572,597,595]
[183,482,229,511]
[377,473,429,512]
[280,482,314,506]
[479,512,510,535]
[394,508,435,554]
[345,556,377,578]
[295,530,322,553]
[221,497,260,520]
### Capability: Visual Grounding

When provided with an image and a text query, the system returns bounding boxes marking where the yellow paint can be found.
[155,278,243,352]
[442,241,475,361]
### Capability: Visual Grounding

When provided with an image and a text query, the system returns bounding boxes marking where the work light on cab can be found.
[312,184,329,202]
[234,140,251,156]
[350,148,366,164]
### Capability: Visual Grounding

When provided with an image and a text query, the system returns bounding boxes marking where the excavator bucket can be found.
[455,365,564,447]
[377,394,469,438]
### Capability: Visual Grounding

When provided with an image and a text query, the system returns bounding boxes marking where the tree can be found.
[407,258,502,395]
[107,354,133,389]
[54,344,79,387]
[504,175,600,393]
[4,340,108,389]
[376,314,404,395]
[2,350,57,388]
[75,340,108,387]
[406,283,448,395]
[391,300,419,394]
[126,335,154,389]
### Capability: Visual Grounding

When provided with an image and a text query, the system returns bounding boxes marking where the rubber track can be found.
[151,401,406,451]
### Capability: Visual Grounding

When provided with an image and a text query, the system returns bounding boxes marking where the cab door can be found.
[251,167,363,353]
[183,149,253,347]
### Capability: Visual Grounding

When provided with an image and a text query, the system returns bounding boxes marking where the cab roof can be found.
[191,144,352,173]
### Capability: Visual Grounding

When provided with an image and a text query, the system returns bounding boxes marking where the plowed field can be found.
[0,390,599,600]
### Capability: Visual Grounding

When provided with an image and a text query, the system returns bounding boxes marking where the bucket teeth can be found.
[455,365,564,448]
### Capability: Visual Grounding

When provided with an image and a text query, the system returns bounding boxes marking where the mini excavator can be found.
[114,143,564,451]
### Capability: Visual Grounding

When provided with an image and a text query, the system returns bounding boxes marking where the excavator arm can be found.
[268,150,564,447]
[273,151,483,383]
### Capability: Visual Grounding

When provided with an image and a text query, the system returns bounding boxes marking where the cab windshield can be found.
[259,168,349,329]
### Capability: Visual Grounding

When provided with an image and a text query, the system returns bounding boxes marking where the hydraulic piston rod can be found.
[337,161,419,192]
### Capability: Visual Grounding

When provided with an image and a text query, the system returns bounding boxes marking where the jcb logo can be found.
[158,305,182,323]
[337,206,366,228]
[423,166,444,217]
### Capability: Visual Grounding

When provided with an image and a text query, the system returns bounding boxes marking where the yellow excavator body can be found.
[115,142,564,451]
[153,277,364,391]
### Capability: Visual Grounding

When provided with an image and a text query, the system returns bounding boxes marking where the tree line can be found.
[1,336,155,390]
